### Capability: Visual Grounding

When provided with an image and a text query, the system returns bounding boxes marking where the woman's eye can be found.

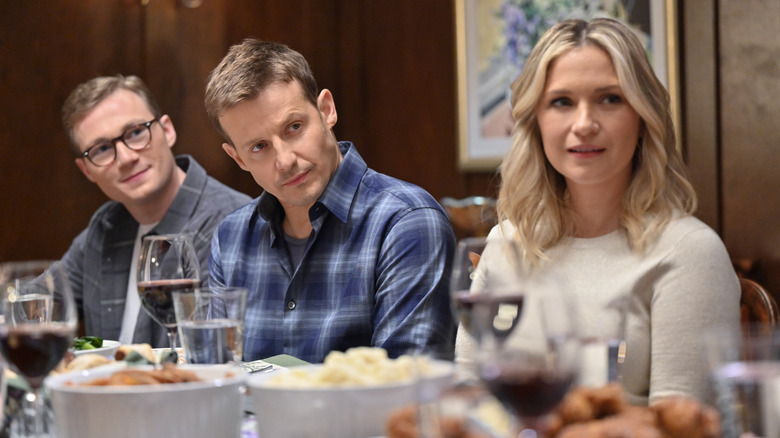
[603,94,623,104]
[551,97,572,107]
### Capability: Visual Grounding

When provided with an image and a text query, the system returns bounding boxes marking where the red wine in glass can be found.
[482,364,576,421]
[137,278,201,328]
[0,324,72,389]
[0,261,77,438]
[137,234,201,353]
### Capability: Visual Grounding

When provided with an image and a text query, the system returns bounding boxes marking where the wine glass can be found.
[450,237,488,343]
[451,238,526,346]
[0,260,77,437]
[137,234,200,354]
[477,286,580,437]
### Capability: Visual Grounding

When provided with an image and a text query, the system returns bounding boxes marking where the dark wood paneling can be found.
[718,1,780,300]
[0,0,144,261]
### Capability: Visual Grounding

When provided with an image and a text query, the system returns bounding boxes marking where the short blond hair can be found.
[61,75,161,153]
[204,38,319,144]
[498,18,696,266]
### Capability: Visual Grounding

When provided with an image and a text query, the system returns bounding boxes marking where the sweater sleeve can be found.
[647,226,740,404]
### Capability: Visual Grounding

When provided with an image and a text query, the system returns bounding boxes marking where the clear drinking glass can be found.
[0,261,77,438]
[137,234,200,353]
[476,283,579,437]
[451,237,525,347]
[450,237,488,343]
[706,324,780,438]
[173,287,247,364]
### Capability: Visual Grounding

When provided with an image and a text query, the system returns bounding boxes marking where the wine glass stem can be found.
[167,329,178,355]
[27,386,45,437]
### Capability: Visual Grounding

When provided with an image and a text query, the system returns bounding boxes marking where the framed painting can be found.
[455,0,680,171]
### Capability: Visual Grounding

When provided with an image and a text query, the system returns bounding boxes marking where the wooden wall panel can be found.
[0,0,144,261]
[718,0,780,297]
[0,0,497,263]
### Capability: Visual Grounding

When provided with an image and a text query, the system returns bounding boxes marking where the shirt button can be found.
[287,300,296,310]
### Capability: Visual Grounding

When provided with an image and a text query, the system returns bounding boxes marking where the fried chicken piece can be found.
[149,363,200,383]
[653,396,721,438]
[557,416,665,438]
[585,383,625,417]
[385,404,490,438]
[106,369,162,386]
[556,386,597,423]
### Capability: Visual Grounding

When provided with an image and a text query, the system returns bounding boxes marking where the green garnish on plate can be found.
[72,336,103,350]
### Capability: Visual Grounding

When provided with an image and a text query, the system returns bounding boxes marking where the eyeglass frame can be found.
[79,118,160,166]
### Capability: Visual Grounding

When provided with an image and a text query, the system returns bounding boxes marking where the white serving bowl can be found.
[72,339,121,358]
[45,364,246,438]
[247,360,455,438]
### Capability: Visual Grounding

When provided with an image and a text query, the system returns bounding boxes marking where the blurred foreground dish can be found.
[547,384,720,438]
[70,363,201,386]
[386,383,722,438]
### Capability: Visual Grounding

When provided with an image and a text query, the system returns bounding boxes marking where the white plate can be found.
[72,340,121,358]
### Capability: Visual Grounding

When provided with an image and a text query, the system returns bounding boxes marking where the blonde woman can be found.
[459,18,739,405]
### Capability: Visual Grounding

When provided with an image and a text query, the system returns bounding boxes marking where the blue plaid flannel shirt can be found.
[210,142,456,363]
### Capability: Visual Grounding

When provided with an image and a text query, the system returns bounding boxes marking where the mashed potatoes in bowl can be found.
[248,347,455,438]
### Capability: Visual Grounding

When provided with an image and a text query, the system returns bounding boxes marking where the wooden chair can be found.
[740,277,779,327]
[440,196,498,239]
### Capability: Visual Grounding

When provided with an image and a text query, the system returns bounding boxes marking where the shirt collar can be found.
[152,154,207,235]
[254,141,366,227]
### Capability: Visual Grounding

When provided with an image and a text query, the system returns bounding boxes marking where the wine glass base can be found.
[10,398,57,438]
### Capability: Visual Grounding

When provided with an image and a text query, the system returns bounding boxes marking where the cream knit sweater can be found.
[455,215,740,405]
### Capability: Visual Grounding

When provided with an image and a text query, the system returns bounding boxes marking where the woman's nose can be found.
[572,105,598,136]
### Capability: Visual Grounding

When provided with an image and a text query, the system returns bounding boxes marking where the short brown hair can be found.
[204,38,319,144]
[62,75,161,153]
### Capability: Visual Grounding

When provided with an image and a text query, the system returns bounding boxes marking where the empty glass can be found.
[706,324,780,438]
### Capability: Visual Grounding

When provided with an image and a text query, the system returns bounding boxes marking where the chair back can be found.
[740,277,779,327]
[440,196,497,239]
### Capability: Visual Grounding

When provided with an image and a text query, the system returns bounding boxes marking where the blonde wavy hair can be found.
[498,18,696,266]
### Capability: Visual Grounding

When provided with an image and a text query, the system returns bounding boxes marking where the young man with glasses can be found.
[57,75,251,347]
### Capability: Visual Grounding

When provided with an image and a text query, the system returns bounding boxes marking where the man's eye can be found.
[251,142,266,152]
[125,127,145,140]
[91,143,113,155]
[290,122,302,132]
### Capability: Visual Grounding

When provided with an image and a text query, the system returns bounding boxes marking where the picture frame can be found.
[454,0,680,171]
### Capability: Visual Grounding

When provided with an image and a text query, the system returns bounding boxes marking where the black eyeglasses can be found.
[80,118,159,166]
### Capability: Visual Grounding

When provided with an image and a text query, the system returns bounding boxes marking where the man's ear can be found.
[317,89,338,129]
[222,143,248,171]
[74,158,96,183]
[158,114,177,148]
